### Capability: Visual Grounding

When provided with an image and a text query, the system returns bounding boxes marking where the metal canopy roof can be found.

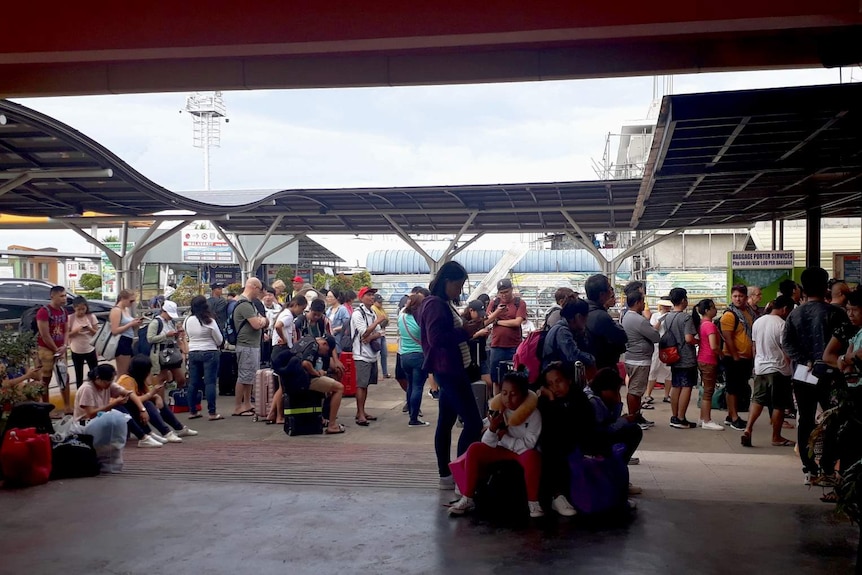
[632,82,862,230]
[207,180,641,235]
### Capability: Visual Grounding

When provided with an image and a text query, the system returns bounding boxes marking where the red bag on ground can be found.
[1,427,52,487]
[339,352,357,397]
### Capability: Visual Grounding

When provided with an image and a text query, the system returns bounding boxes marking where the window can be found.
[0,282,26,298]
[39,263,49,280]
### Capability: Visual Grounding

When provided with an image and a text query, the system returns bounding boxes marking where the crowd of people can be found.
[5,264,860,511]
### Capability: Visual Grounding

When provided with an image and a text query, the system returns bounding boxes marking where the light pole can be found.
[184,91,227,190]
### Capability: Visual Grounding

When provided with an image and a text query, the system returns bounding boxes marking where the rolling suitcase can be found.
[252,368,276,422]
[496,360,516,385]
[339,352,357,397]
[218,350,237,396]
[471,381,488,419]
[283,389,325,436]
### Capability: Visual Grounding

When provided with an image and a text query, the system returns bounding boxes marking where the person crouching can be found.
[448,372,544,518]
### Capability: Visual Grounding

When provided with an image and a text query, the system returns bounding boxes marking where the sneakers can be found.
[643,396,655,405]
[662,397,671,403]
[163,430,183,443]
[641,403,655,410]
[669,417,696,429]
[636,415,655,430]
[408,420,430,427]
[428,389,440,400]
[176,426,198,437]
[448,496,475,515]
[699,420,725,431]
[628,483,643,496]
[528,501,545,518]
[725,417,747,430]
[551,495,577,517]
[439,475,455,490]
[628,457,640,466]
[138,435,163,448]
[149,433,169,444]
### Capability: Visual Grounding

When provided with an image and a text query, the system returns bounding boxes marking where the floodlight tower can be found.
[184,91,227,190]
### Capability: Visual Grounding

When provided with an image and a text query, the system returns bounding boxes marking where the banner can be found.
[181,227,233,263]
[101,242,134,301]
[730,251,794,269]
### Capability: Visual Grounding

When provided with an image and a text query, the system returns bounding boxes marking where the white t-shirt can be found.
[271,308,295,347]
[351,303,382,363]
[752,313,791,376]
[184,315,224,352]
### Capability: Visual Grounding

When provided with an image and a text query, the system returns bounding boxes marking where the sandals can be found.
[771,439,795,447]
[820,491,839,504]
[189,414,203,420]
[355,419,370,426]
[208,414,224,421]
[325,424,346,435]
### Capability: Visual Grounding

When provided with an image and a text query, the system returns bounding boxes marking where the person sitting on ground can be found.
[73,363,163,449]
[448,372,545,518]
[741,296,796,448]
[537,361,595,517]
[541,299,595,371]
[118,355,198,443]
[273,334,346,434]
[583,367,643,487]
[267,296,307,425]
[0,363,42,392]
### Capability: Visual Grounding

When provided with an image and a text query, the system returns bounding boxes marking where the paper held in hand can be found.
[793,364,819,385]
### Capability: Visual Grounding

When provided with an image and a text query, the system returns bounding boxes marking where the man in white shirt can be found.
[742,295,796,447]
[266,295,307,425]
[352,286,386,426]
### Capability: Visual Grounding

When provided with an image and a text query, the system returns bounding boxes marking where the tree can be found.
[351,270,372,290]
[275,265,295,285]
[79,273,102,291]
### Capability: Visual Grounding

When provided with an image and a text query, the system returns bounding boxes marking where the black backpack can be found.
[20,305,48,335]
[50,434,101,479]
[134,317,162,356]
[472,460,530,527]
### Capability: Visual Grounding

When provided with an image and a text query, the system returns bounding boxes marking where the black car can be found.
[0,278,115,326]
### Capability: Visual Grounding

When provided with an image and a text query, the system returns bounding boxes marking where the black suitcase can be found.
[496,360,516,385]
[218,351,237,396]
[283,390,325,436]
[471,380,488,419]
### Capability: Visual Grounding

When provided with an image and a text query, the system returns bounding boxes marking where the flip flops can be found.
[232,409,255,417]
[355,419,370,426]
[771,439,795,447]
[189,414,203,420]
[208,414,224,421]
[325,424,346,435]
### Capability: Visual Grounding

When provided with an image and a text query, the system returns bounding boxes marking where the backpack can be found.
[290,334,319,359]
[513,327,549,384]
[295,314,326,338]
[21,305,47,335]
[492,296,522,314]
[472,460,530,527]
[714,310,740,353]
[134,317,162,356]
[224,299,250,346]
[658,313,682,365]
[339,313,353,353]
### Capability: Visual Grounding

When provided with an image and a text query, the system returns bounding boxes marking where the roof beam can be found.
[561,210,607,267]
[778,111,848,161]
[707,116,750,167]
[449,232,485,259]
[229,205,636,218]
[383,213,437,271]
[211,221,248,264]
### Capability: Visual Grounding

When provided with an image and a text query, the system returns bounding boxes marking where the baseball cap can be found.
[357,286,378,299]
[467,300,486,317]
[162,300,180,319]
[292,276,304,283]
[210,283,225,290]
[497,278,513,291]
[657,296,673,307]
[374,293,384,303]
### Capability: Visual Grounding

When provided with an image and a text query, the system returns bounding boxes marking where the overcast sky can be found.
[1,66,856,265]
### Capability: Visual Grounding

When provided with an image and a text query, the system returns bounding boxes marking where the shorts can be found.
[671,366,698,388]
[309,376,344,395]
[355,359,378,389]
[37,347,58,379]
[722,356,753,397]
[752,372,793,409]
[236,345,261,385]
[479,358,490,376]
[116,335,134,357]
[649,346,670,382]
[625,364,650,396]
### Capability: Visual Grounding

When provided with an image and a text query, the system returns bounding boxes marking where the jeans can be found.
[434,371,483,477]
[188,350,220,415]
[70,350,98,389]
[793,379,833,474]
[115,405,151,440]
[379,336,390,376]
[489,347,517,384]
[401,352,427,422]
[142,400,184,435]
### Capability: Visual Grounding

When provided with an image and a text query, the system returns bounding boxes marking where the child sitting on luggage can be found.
[448,372,544,517]
[537,361,595,516]
[584,368,643,488]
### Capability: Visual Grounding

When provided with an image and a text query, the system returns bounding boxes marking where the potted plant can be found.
[0,329,41,432]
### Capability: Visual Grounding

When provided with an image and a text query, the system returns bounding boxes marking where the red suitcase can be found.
[339,352,357,397]
[252,368,277,422]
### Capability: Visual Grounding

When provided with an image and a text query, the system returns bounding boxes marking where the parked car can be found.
[0,278,115,326]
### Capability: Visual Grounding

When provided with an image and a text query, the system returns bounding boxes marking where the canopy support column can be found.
[561,211,609,273]
[212,221,248,282]
[383,214,441,276]
[245,232,306,279]
[806,201,822,269]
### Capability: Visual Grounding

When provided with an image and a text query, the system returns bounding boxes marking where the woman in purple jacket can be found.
[418,261,485,489]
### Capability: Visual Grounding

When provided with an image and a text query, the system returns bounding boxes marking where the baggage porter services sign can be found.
[730,251,794,269]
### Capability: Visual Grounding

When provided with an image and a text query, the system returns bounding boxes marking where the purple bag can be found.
[568,443,630,514]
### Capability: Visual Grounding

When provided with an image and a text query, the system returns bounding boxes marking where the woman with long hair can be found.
[184,295,224,420]
[417,260,484,489]
[109,289,143,375]
[399,291,430,426]
[691,298,724,431]
[67,296,99,389]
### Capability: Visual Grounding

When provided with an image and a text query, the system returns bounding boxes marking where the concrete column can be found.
[806,203,822,269]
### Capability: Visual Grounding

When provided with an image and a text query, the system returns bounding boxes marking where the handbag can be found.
[91,318,120,361]
[159,342,184,368]
[369,338,383,353]
[53,359,68,391]
[658,314,681,365]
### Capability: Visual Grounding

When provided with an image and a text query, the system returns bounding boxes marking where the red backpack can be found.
[513,328,549,385]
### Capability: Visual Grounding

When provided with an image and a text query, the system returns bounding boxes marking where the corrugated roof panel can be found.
[366,250,631,274]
